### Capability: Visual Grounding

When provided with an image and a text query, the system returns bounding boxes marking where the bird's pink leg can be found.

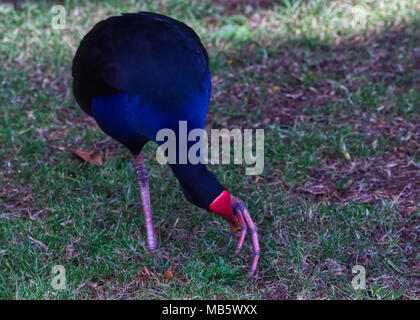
[135,153,158,252]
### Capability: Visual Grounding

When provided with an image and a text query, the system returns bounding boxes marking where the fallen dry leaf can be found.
[70,149,104,165]
[164,269,174,280]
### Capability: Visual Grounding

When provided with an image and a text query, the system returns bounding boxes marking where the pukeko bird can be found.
[72,12,260,275]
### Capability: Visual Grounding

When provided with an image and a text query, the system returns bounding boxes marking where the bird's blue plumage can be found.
[91,68,211,153]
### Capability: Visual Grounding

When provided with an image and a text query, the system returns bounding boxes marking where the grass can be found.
[0,0,419,299]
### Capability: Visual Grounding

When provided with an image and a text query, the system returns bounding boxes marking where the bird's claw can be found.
[230,195,260,276]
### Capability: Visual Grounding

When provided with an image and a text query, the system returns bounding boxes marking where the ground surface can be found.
[0,0,419,299]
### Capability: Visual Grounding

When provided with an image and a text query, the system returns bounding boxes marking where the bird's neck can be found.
[169,162,225,210]
[170,163,238,226]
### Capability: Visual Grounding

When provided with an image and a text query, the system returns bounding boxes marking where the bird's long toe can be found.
[242,209,260,276]
[233,210,247,255]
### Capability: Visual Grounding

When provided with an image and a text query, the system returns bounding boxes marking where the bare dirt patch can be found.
[0,174,36,219]
[296,153,419,212]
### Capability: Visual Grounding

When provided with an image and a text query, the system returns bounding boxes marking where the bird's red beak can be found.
[209,190,241,233]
